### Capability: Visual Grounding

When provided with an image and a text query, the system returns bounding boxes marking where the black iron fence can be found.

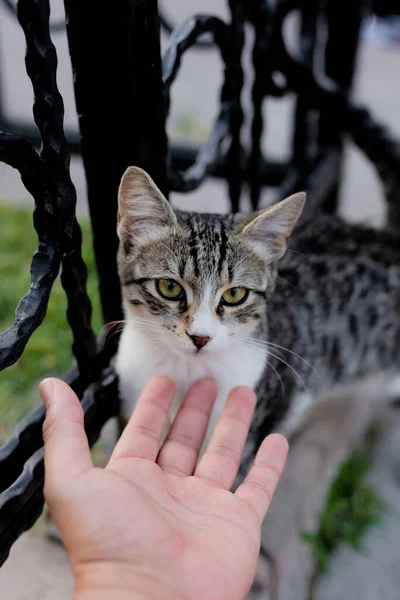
[1,0,400,567]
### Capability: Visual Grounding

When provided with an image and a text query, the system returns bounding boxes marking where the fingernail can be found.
[39,379,54,407]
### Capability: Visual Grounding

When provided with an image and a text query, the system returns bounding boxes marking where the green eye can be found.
[156,279,185,301]
[221,287,248,306]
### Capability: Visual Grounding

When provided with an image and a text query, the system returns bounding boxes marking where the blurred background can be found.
[0,0,400,598]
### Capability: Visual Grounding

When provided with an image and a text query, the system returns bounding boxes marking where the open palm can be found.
[41,377,287,600]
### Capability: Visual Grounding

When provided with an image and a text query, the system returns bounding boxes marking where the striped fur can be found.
[115,167,400,465]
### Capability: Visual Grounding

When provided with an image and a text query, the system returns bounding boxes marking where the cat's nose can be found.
[188,333,211,349]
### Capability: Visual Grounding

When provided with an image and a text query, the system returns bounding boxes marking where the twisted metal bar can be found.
[163,15,231,193]
[0,447,45,567]
[0,403,45,496]
[17,0,97,382]
[291,0,320,171]
[226,0,245,212]
[0,133,61,371]
[158,0,214,49]
[1,0,65,31]
[247,0,281,210]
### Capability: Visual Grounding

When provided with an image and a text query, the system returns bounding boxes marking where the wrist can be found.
[73,562,182,600]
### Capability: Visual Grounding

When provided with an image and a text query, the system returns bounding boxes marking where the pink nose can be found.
[188,334,211,349]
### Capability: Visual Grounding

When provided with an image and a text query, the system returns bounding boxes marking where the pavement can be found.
[315,417,400,600]
[1,1,400,598]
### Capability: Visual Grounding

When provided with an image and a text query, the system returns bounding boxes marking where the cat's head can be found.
[117,167,304,357]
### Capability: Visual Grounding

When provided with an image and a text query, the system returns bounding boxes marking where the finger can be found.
[235,433,288,523]
[195,386,256,489]
[40,378,93,493]
[110,376,175,463]
[157,379,218,476]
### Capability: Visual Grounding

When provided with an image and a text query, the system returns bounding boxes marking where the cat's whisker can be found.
[245,337,318,377]
[243,338,285,361]
[107,326,126,340]
[137,336,166,349]
[130,327,166,338]
[130,329,161,340]
[134,316,167,328]
[265,341,319,378]
[105,320,126,327]
[132,315,163,326]
[265,350,307,392]
[265,359,285,396]
[131,319,167,333]
[100,320,127,341]
[234,250,257,269]
[242,339,307,391]
[134,327,166,338]
[276,275,293,288]
[131,322,165,333]
[157,240,180,264]
[286,248,309,260]
[128,321,167,339]
[239,341,267,395]
[101,320,126,333]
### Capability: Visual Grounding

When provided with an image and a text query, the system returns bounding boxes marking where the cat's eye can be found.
[221,287,249,306]
[156,278,185,301]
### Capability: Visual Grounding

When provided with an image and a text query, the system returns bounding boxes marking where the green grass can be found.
[170,113,208,141]
[302,449,383,574]
[0,202,102,445]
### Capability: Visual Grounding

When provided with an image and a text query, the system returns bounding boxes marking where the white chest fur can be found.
[115,321,267,451]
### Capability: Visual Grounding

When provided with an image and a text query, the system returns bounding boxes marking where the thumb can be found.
[40,378,93,495]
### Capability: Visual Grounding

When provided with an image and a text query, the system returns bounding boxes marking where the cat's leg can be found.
[279,371,400,440]
[276,391,316,439]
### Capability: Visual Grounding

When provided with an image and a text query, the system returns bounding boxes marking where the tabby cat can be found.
[115,166,400,463]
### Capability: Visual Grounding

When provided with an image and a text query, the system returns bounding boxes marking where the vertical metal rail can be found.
[226,0,245,213]
[318,0,364,213]
[247,1,275,211]
[63,0,168,325]
[292,0,320,172]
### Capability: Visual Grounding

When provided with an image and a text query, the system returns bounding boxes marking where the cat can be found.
[115,166,400,463]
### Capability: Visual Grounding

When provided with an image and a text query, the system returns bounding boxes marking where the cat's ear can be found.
[117,166,177,244]
[240,192,305,261]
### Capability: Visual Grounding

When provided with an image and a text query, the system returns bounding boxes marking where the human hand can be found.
[40,376,288,600]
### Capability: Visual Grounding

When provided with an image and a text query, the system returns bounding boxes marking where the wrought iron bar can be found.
[247,0,280,210]
[17,0,97,383]
[163,15,231,193]
[292,0,320,171]
[62,0,168,325]
[226,0,246,212]
[318,0,365,213]
[0,134,60,371]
